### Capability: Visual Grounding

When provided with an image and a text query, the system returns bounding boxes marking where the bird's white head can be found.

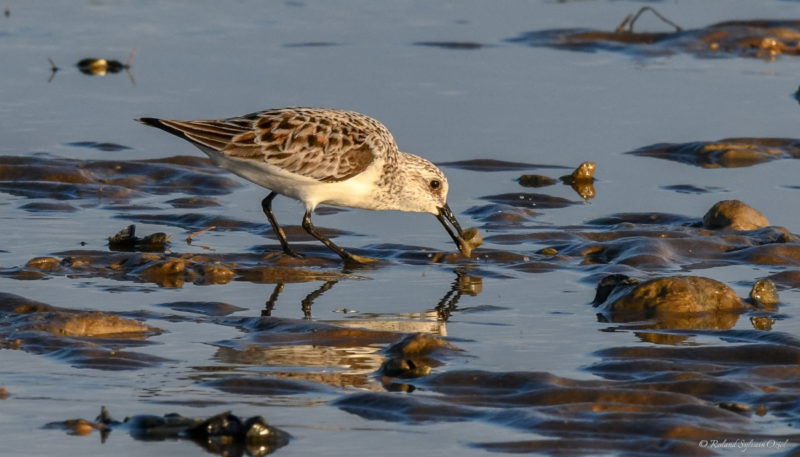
[398,153,450,215]
[398,153,465,251]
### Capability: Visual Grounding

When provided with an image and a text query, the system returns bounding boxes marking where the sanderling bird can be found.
[137,107,467,264]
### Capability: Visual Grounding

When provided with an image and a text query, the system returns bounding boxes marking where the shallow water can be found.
[3,1,800,456]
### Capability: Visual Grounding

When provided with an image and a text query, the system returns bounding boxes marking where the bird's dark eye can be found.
[430,179,441,190]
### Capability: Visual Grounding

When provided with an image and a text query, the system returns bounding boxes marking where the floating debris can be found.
[186,225,217,245]
[48,50,136,83]
[45,407,291,456]
[108,225,170,252]
[76,49,136,76]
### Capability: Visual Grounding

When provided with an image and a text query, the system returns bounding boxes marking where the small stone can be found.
[750,316,775,331]
[702,200,769,231]
[25,257,61,271]
[570,161,596,181]
[539,247,558,256]
[749,278,779,308]
[560,161,596,184]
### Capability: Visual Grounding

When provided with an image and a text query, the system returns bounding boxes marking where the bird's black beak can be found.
[436,204,464,251]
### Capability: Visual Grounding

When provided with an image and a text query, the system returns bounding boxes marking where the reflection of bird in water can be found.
[260,267,483,334]
[216,269,481,391]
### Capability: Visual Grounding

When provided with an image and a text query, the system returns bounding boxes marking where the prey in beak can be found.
[436,204,481,257]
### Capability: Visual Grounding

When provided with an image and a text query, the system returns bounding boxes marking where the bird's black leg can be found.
[261,192,302,258]
[301,210,361,264]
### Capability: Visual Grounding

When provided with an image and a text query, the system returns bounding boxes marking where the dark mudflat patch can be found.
[480,193,577,210]
[0,292,167,370]
[662,184,728,194]
[65,141,132,151]
[413,41,491,50]
[154,301,246,316]
[0,250,364,288]
[4,151,800,456]
[203,376,336,396]
[628,138,800,168]
[438,159,569,172]
[472,439,710,456]
[19,202,79,212]
[587,212,695,226]
[165,197,221,209]
[0,155,241,204]
[333,337,800,451]
[507,18,800,60]
[284,41,342,47]
[121,213,352,240]
[4,199,796,292]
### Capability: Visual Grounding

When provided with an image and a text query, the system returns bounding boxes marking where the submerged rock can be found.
[0,292,165,369]
[0,292,153,337]
[27,312,150,337]
[379,333,458,379]
[594,275,745,315]
[592,274,778,342]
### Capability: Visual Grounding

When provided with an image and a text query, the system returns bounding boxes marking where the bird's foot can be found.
[343,253,379,266]
[281,248,304,260]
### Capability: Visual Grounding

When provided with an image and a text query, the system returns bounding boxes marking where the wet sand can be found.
[3,2,800,456]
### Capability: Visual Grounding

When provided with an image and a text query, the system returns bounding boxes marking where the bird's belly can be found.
[200,146,383,211]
